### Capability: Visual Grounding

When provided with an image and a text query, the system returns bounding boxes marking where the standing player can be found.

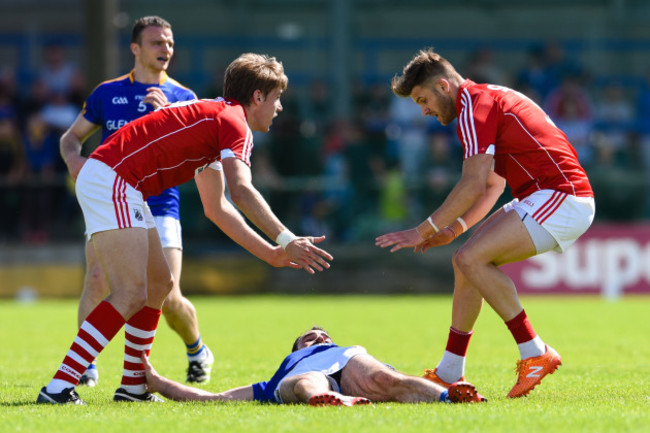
[59,16,211,387]
[61,16,214,386]
[37,52,333,405]
[376,48,595,398]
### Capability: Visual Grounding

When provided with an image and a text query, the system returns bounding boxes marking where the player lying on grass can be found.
[143,326,486,406]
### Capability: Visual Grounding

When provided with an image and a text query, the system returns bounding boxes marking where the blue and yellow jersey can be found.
[82,70,196,218]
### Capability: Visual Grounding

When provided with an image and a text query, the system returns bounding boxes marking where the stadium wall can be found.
[3,223,650,300]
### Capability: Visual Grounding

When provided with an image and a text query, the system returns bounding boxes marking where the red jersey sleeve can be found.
[217,106,254,166]
[457,88,499,160]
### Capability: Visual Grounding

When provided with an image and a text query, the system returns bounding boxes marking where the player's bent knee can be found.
[151,276,174,297]
[452,247,476,275]
[85,263,108,290]
[161,293,183,314]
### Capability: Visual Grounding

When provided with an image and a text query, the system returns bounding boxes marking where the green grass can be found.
[1,295,648,433]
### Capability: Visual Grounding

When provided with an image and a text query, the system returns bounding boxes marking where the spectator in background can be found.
[388,94,430,190]
[37,42,85,104]
[378,158,408,232]
[302,79,332,134]
[0,81,26,242]
[356,81,392,144]
[592,79,635,166]
[589,79,644,220]
[318,118,353,241]
[40,91,78,133]
[464,46,507,86]
[544,74,595,167]
[20,111,61,243]
[0,79,24,180]
[0,67,20,111]
[540,41,587,97]
[343,118,384,238]
[20,79,53,126]
[423,130,462,206]
[0,113,24,182]
[264,91,317,231]
[515,44,547,103]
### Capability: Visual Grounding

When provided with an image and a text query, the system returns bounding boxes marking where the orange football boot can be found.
[448,381,488,403]
[423,368,464,387]
[507,345,562,398]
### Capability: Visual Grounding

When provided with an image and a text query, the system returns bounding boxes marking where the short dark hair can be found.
[291,325,329,352]
[131,16,171,44]
[223,53,288,105]
[391,48,456,97]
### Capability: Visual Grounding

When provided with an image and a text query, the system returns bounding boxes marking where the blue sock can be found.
[186,336,206,361]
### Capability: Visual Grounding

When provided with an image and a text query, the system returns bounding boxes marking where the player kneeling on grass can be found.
[142,326,486,405]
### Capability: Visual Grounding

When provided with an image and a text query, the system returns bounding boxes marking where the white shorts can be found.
[76,159,156,240]
[504,189,595,253]
[154,215,182,250]
[274,345,367,403]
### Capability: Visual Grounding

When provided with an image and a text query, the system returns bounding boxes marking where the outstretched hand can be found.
[285,235,333,274]
[267,245,302,269]
[375,228,425,253]
[413,227,456,253]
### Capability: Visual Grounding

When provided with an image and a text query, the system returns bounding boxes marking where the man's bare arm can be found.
[194,166,299,269]
[59,114,99,179]
[143,354,255,402]
[221,157,333,274]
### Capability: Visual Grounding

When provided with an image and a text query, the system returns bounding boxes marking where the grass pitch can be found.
[1,295,648,433]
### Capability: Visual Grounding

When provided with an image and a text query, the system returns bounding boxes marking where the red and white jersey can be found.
[456,79,593,199]
[90,97,253,199]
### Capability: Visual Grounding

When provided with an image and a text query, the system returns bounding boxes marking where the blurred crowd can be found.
[2,41,650,245]
[0,43,85,244]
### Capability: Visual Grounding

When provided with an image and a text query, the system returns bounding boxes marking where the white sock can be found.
[518,336,546,359]
[436,351,466,383]
[121,383,147,395]
[46,379,75,394]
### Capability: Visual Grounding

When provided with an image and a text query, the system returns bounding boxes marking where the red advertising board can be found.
[501,223,650,298]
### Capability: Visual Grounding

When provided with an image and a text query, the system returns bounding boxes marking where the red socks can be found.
[53,301,125,386]
[445,327,473,356]
[120,306,162,392]
[505,309,537,344]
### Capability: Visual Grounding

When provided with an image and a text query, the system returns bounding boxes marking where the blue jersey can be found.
[252,343,371,403]
[82,70,196,218]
